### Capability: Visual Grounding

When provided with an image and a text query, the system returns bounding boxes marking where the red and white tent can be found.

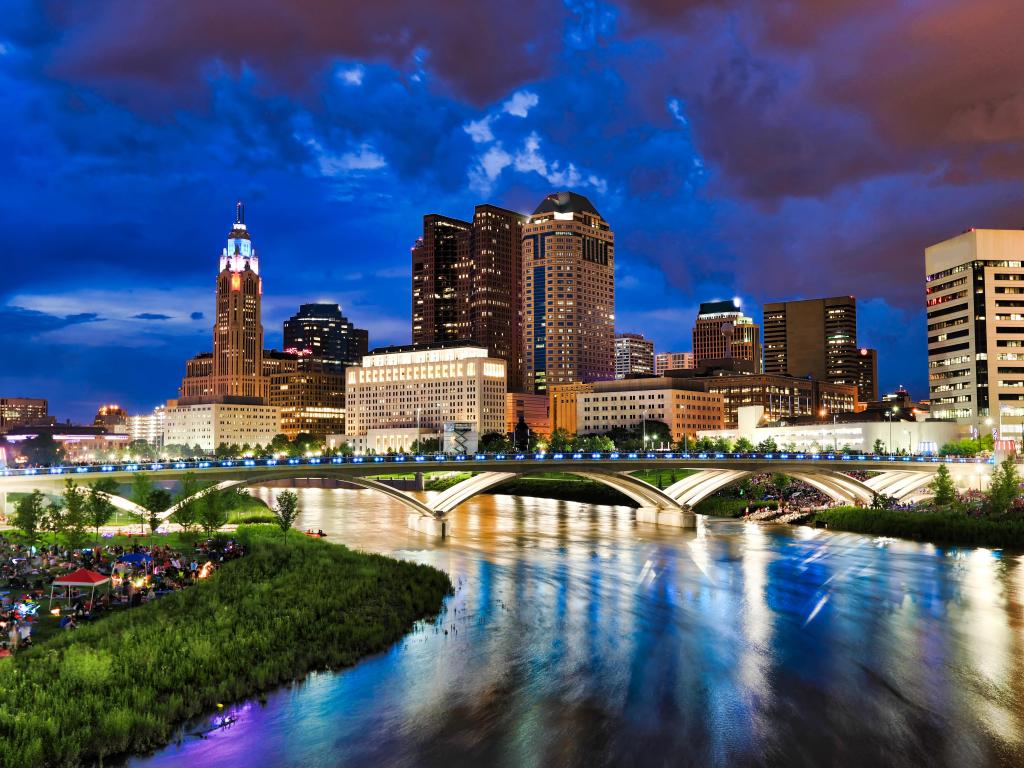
[49,568,111,608]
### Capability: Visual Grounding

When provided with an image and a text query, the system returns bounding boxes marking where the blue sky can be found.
[2,0,1023,421]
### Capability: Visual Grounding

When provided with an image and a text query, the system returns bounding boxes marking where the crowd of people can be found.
[0,535,246,654]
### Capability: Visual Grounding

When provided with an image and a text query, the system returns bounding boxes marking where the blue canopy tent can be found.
[116,552,153,572]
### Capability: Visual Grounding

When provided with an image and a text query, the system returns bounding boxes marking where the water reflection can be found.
[130,488,1024,767]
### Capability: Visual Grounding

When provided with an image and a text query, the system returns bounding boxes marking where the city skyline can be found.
[5,2,1023,420]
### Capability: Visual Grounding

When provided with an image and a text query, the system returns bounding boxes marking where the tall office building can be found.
[411,206,525,390]
[470,205,525,391]
[692,300,761,371]
[522,192,615,393]
[856,348,879,402]
[763,296,859,391]
[180,202,266,401]
[411,214,473,345]
[283,303,368,372]
[614,333,654,378]
[654,351,695,374]
[925,228,1024,436]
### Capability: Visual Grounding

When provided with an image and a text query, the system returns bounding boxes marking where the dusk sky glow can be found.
[4,0,1024,421]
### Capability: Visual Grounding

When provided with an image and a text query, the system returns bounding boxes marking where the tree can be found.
[986,457,1021,518]
[12,490,46,544]
[269,433,292,456]
[171,472,202,538]
[931,463,957,507]
[85,484,116,544]
[131,472,155,536]
[872,438,886,455]
[198,488,231,536]
[60,479,90,548]
[43,497,68,542]
[756,437,778,453]
[548,428,575,452]
[692,436,715,452]
[479,431,512,453]
[20,433,65,466]
[410,437,440,454]
[272,491,300,540]
[147,488,173,539]
[734,437,754,453]
[712,437,733,453]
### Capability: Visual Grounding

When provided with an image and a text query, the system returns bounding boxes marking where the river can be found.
[130,489,1024,767]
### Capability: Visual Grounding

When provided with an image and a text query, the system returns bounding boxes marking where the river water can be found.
[130,489,1024,767]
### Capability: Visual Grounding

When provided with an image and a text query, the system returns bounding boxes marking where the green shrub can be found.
[694,498,775,518]
[813,507,1024,548]
[0,525,451,767]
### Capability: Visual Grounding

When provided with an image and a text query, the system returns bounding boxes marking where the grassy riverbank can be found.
[0,525,452,767]
[812,507,1024,549]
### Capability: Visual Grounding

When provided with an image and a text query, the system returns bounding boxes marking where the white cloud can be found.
[512,132,606,193]
[338,65,364,86]
[304,137,387,177]
[668,98,688,126]
[469,144,513,194]
[502,90,539,118]
[463,115,495,143]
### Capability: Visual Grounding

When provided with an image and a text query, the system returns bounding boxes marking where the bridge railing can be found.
[0,450,994,478]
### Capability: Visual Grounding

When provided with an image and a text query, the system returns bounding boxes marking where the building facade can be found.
[698,406,962,455]
[577,378,725,443]
[685,373,857,429]
[763,296,859,391]
[692,301,762,371]
[164,400,280,451]
[856,348,879,403]
[654,352,695,375]
[267,366,347,440]
[505,392,551,437]
[343,343,506,453]
[127,406,166,446]
[0,398,50,431]
[925,229,1024,439]
[614,333,655,379]
[548,382,593,435]
[283,303,368,372]
[522,192,615,393]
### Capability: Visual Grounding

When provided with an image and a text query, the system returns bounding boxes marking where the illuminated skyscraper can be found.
[180,202,266,402]
[615,333,654,378]
[411,206,525,389]
[283,303,368,373]
[522,192,615,393]
[763,296,859,390]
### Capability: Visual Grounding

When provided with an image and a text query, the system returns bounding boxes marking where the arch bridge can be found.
[0,452,987,537]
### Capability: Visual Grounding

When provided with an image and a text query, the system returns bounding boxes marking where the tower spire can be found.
[236,200,245,226]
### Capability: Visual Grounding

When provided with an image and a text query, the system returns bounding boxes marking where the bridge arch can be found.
[428,469,689,516]
[662,467,880,508]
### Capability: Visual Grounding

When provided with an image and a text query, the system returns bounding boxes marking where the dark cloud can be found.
[190,311,204,320]
[41,0,563,108]
[0,307,103,337]
[132,313,172,321]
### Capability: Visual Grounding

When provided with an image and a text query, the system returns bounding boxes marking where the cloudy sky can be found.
[2,1,1022,421]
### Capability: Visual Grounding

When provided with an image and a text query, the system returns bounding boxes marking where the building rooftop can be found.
[697,300,741,316]
[532,191,601,218]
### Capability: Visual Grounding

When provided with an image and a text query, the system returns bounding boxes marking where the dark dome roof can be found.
[532,191,601,218]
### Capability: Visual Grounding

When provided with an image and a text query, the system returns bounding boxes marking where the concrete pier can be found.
[635,506,697,529]
[407,514,449,538]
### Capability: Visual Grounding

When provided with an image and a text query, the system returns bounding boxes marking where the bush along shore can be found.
[811,507,1024,549]
[0,525,452,768]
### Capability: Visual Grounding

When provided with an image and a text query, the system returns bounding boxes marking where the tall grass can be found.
[813,507,1024,549]
[0,525,452,767]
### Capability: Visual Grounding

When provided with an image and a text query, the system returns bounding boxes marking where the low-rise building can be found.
[699,405,963,455]
[127,406,167,446]
[654,352,695,375]
[577,377,725,443]
[341,342,506,453]
[268,366,346,439]
[163,398,280,451]
[0,397,52,430]
[505,392,551,437]
[549,382,592,435]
